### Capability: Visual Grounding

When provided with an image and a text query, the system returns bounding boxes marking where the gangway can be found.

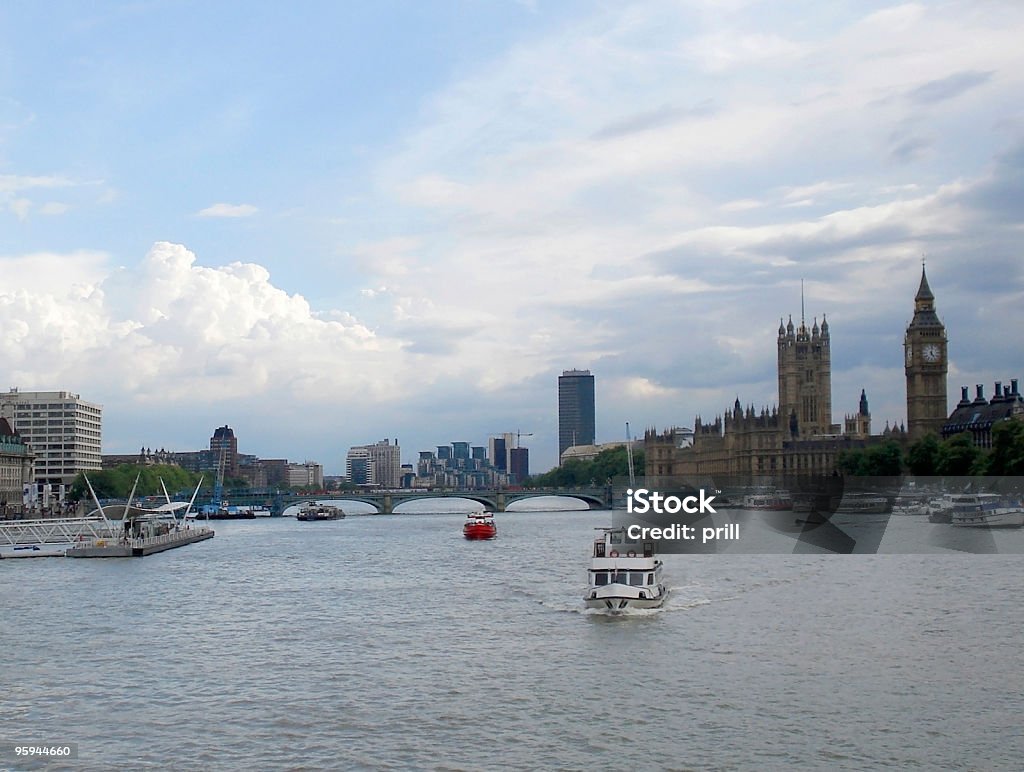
[0,517,118,557]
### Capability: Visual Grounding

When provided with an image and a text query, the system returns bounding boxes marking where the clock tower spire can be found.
[905,262,948,440]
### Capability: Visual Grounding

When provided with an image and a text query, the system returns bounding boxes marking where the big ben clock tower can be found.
[904,263,948,440]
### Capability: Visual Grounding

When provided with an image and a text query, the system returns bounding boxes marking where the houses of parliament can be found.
[645,266,956,486]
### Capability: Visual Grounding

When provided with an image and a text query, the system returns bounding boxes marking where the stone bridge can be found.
[264,487,612,515]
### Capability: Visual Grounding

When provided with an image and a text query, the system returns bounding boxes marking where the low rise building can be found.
[0,418,34,518]
[943,379,1024,448]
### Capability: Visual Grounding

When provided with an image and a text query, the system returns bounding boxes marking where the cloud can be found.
[351,0,1024,471]
[907,70,994,105]
[0,242,405,412]
[196,203,259,218]
[1,173,105,220]
[6,1,1024,471]
[38,202,70,215]
[591,100,718,140]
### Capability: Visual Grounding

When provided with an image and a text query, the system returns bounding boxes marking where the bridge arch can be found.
[272,487,612,515]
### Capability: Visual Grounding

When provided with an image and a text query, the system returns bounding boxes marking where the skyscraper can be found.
[558,369,595,459]
[210,425,239,478]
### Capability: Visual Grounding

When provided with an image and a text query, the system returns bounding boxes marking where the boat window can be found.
[612,571,628,584]
[647,573,654,585]
[610,532,623,544]
[594,572,608,586]
[595,543,606,558]
[629,572,644,586]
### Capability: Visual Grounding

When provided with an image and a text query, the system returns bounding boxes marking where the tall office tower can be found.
[0,389,102,485]
[210,425,239,478]
[905,264,948,440]
[488,436,508,471]
[347,439,401,487]
[508,447,529,483]
[346,447,372,485]
[558,369,595,459]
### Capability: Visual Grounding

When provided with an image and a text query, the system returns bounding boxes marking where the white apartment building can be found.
[346,439,400,487]
[0,389,103,485]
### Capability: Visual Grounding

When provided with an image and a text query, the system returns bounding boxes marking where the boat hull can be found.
[952,511,1024,528]
[463,524,497,540]
[584,584,669,611]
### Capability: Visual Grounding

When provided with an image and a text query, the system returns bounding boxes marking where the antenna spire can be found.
[801,278,805,325]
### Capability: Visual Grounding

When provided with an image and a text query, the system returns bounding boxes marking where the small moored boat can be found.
[463,512,497,540]
[584,527,669,612]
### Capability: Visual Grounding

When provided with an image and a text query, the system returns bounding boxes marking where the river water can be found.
[1,502,1022,771]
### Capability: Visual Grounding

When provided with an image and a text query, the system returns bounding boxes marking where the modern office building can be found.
[0,389,102,486]
[285,461,324,489]
[346,439,401,487]
[508,447,529,483]
[210,425,239,478]
[558,369,596,460]
[488,434,510,471]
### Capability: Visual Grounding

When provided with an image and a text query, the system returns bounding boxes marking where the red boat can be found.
[463,512,497,540]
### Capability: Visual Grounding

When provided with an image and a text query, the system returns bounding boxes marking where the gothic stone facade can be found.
[646,311,897,490]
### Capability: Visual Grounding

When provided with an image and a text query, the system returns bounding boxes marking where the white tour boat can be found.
[948,493,1024,529]
[584,527,669,612]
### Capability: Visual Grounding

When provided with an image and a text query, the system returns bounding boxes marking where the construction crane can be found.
[488,430,533,448]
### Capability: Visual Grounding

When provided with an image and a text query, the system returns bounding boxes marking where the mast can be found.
[183,476,203,522]
[801,278,805,326]
[83,473,114,531]
[625,422,636,489]
[124,474,141,521]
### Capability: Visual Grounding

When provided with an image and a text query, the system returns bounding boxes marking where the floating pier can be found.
[66,525,215,558]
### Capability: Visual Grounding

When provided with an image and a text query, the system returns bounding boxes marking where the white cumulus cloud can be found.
[197,203,259,218]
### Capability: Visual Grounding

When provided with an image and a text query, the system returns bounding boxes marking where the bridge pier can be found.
[382,493,392,515]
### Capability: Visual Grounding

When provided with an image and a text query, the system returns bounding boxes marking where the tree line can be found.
[526,445,644,487]
[837,422,1024,476]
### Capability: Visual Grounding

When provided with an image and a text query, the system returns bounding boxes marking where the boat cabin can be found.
[592,528,654,559]
[590,568,659,588]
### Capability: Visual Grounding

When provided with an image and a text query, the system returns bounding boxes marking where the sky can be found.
[2,1,1023,474]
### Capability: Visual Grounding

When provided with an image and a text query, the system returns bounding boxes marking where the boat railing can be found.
[74,525,214,550]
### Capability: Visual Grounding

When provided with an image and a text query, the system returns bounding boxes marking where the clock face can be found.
[923,344,941,363]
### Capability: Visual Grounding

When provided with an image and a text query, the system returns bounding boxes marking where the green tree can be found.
[863,441,904,475]
[906,434,941,476]
[837,441,904,476]
[69,464,204,501]
[526,445,644,487]
[936,433,982,476]
[986,419,1024,475]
